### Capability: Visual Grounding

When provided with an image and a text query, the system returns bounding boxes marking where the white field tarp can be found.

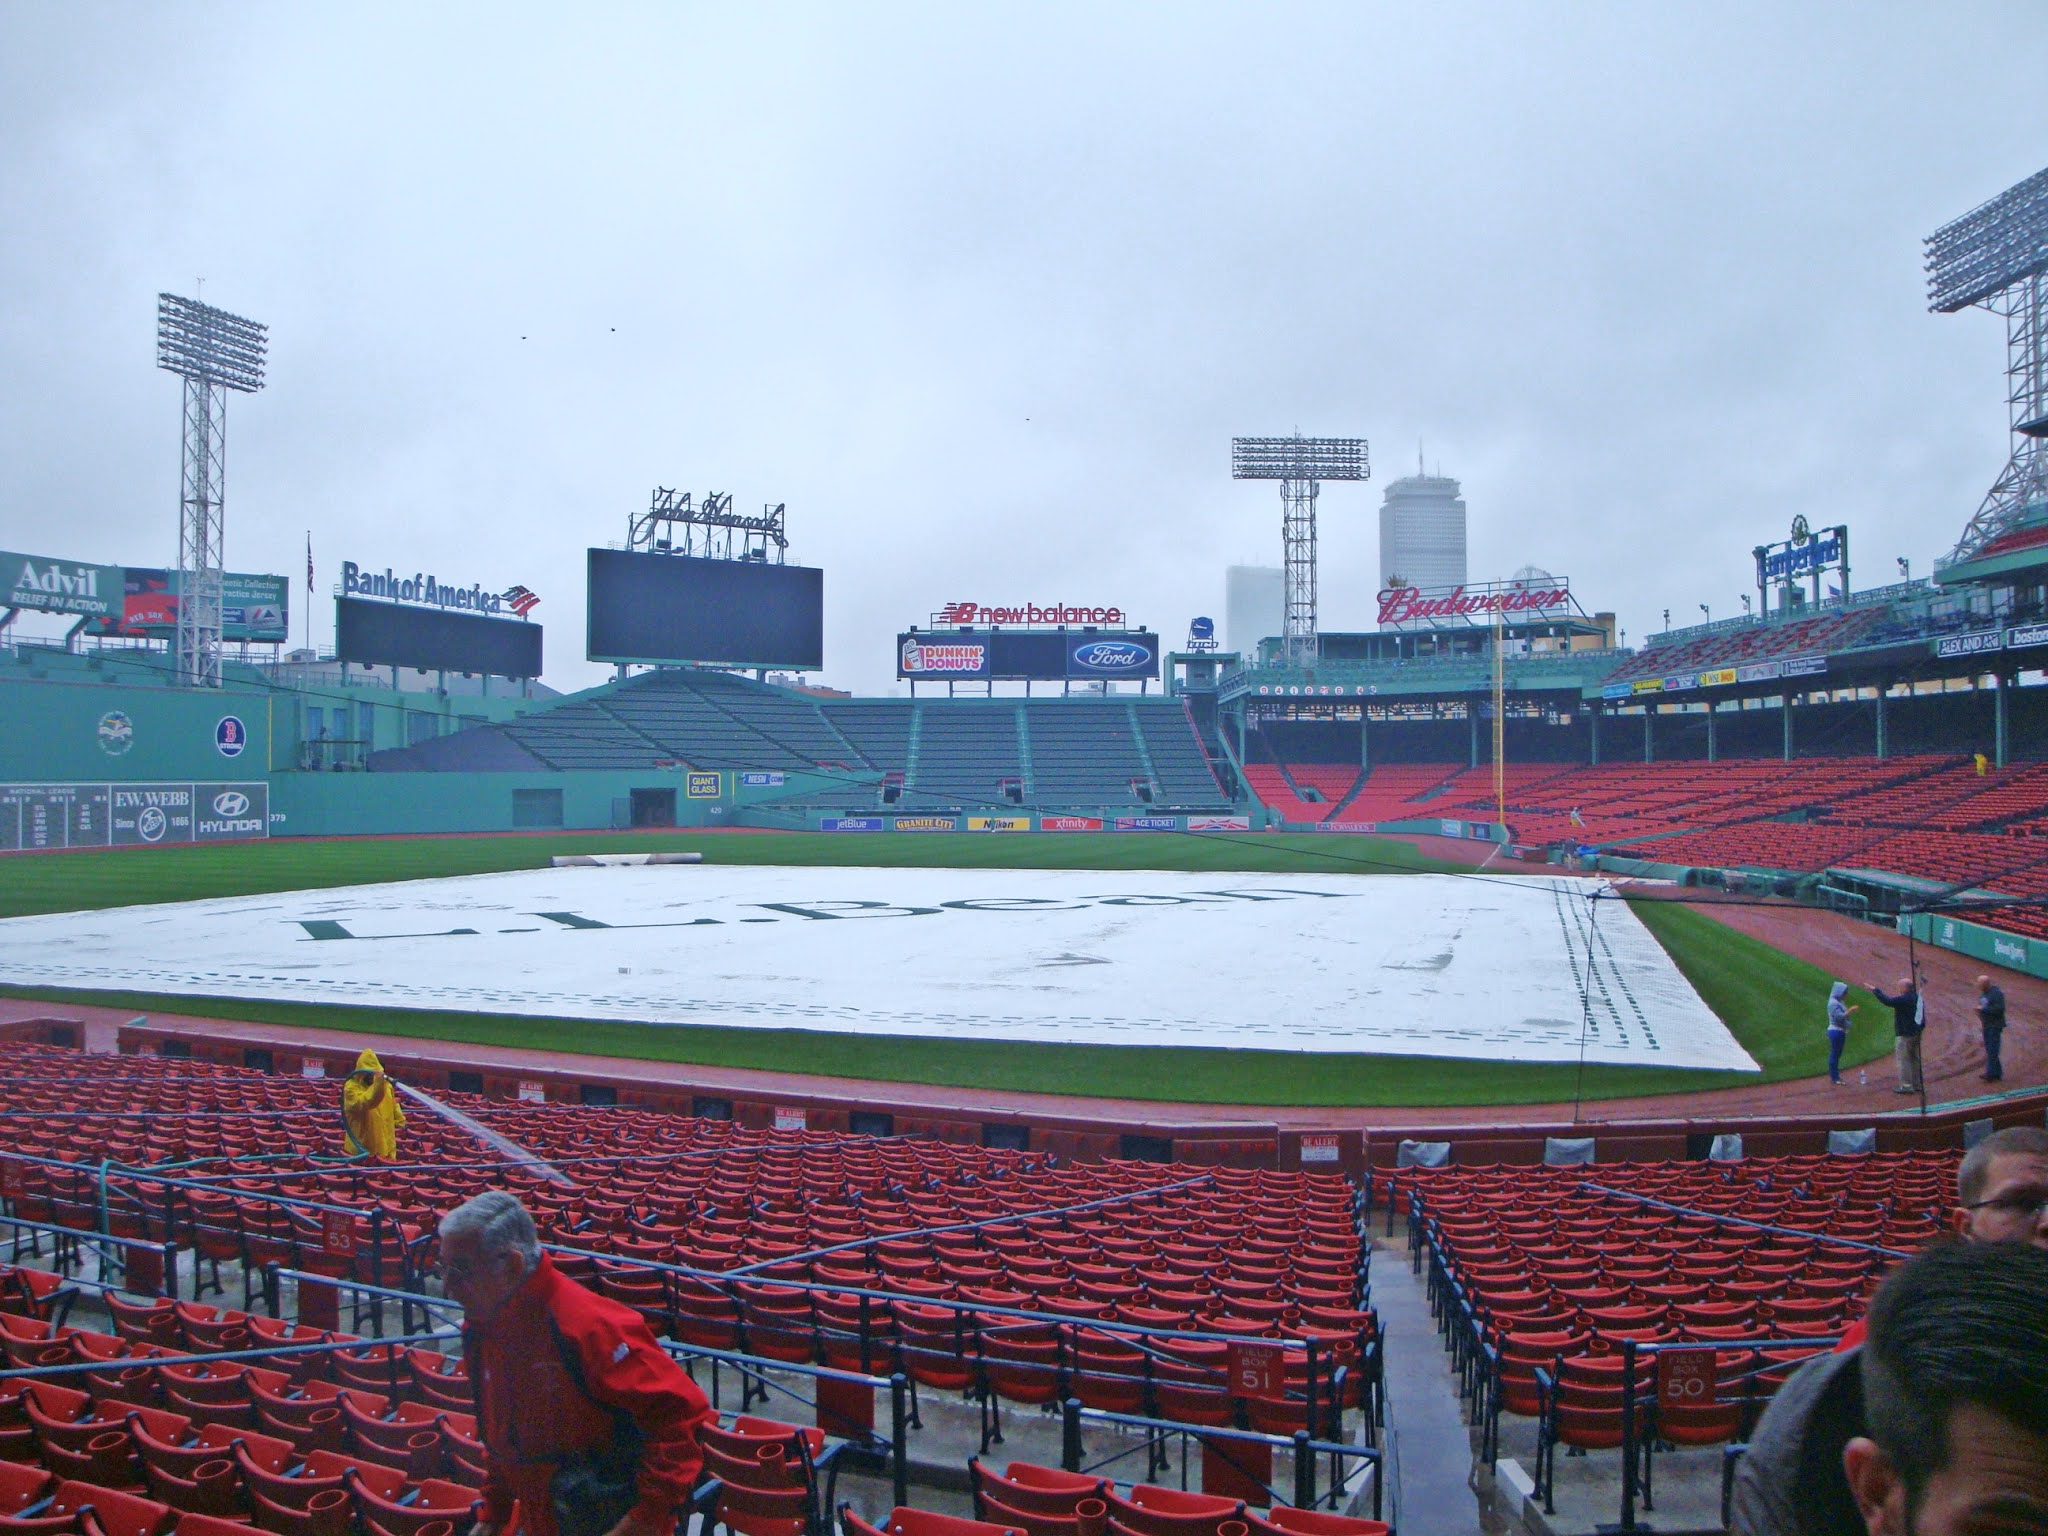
[0,867,1758,1070]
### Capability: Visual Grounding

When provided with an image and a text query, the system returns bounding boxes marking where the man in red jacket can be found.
[440,1191,714,1536]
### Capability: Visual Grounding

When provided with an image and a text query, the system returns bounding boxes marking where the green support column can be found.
[1644,705,1654,763]
[1783,691,1794,761]
[1360,713,1370,769]
[1876,686,1888,761]
[1590,703,1601,765]
[1996,671,2009,768]
[1469,703,1479,768]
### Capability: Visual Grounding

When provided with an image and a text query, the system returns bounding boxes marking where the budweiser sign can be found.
[937,601,1126,625]
[1377,582,1572,626]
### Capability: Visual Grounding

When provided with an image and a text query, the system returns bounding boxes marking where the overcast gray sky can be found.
[3,3,2044,694]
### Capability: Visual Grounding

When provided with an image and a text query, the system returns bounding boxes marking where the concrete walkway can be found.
[1366,1236,1505,1536]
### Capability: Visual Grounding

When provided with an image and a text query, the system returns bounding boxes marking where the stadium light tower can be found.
[1231,434,1369,665]
[1926,166,2048,569]
[157,293,267,688]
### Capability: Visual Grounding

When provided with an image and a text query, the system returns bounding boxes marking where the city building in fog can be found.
[1378,471,1468,607]
[1225,565,1284,656]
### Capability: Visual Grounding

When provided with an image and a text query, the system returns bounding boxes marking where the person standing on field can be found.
[1825,981,1857,1085]
[1866,973,1924,1095]
[1977,974,2007,1083]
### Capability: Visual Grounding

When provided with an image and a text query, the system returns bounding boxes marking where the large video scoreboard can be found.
[586,550,824,669]
[335,597,543,678]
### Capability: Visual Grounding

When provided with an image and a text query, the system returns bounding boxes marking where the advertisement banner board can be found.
[0,782,265,853]
[1066,635,1157,679]
[2,551,124,619]
[898,629,1160,681]
[1039,815,1103,831]
[685,772,722,799]
[966,815,1031,832]
[1936,630,2006,659]
[1186,815,1251,832]
[97,568,289,642]
[892,816,960,831]
[1114,816,1177,831]
[821,817,883,832]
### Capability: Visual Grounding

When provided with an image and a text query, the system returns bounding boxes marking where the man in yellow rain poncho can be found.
[341,1049,405,1159]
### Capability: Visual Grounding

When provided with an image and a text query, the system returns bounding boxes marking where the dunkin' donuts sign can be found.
[900,636,989,676]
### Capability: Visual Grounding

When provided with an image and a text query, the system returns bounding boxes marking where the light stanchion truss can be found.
[1926,166,2048,567]
[156,293,268,689]
[1232,436,1369,667]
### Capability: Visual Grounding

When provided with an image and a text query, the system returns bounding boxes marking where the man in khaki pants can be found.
[1866,972,1925,1094]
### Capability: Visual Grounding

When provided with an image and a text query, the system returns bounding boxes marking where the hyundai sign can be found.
[897,628,1160,681]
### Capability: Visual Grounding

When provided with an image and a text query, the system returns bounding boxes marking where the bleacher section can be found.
[1602,608,1887,684]
[1021,702,1149,807]
[362,672,1227,813]
[1131,701,1231,807]
[907,704,1024,806]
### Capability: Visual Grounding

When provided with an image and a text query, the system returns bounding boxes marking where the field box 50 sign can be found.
[1656,1348,1717,1409]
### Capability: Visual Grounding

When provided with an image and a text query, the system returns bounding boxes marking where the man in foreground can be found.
[441,1191,715,1536]
[1729,1125,2048,1535]
[1843,1239,2048,1536]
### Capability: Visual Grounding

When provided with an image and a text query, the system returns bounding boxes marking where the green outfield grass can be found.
[0,830,1880,1106]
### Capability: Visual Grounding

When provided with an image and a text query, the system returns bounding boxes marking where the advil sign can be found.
[4,551,122,618]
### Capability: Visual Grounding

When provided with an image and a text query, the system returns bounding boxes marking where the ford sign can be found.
[1071,640,1152,673]
[211,791,250,818]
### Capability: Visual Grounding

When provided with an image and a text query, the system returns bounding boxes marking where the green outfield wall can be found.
[1902,909,2048,981]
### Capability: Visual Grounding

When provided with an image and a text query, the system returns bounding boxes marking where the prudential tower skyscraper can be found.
[1378,466,1468,604]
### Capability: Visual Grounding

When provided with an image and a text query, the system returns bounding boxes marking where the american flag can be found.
[503,584,541,618]
[305,533,313,594]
